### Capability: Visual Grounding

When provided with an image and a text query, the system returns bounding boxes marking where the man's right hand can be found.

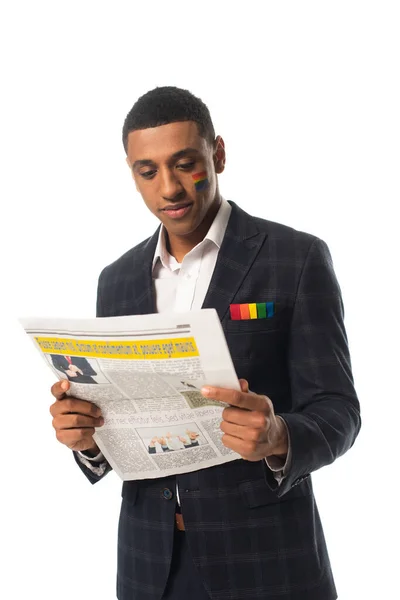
[50,380,104,453]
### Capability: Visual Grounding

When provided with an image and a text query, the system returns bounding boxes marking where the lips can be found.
[162,202,192,212]
[161,203,193,220]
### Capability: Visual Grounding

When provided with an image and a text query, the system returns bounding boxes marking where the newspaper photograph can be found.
[19,309,241,480]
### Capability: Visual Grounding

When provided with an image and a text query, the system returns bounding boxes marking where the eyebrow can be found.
[132,147,200,171]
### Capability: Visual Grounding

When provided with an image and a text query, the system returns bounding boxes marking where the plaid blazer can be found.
[75,201,361,600]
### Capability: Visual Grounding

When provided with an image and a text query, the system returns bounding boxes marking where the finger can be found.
[239,379,249,393]
[221,434,264,461]
[51,379,70,399]
[52,413,104,430]
[202,386,271,412]
[50,397,102,418]
[222,407,267,428]
[55,427,96,450]
[220,420,269,443]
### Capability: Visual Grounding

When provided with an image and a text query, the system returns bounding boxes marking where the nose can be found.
[159,167,185,201]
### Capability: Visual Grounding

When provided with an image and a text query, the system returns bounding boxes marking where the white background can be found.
[0,1,398,599]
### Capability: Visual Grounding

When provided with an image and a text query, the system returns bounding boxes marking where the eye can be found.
[177,161,195,171]
[140,169,157,179]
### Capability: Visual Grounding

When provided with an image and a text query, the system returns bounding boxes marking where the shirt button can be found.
[162,488,174,501]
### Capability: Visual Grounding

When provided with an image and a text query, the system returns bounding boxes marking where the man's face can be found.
[126,121,225,237]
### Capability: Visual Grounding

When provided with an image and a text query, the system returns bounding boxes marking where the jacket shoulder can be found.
[254,214,318,245]
[230,201,320,250]
[231,201,332,267]
[99,233,157,283]
[248,213,335,279]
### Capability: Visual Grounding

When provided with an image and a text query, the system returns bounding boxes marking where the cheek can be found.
[192,170,210,193]
[204,175,217,202]
[135,178,154,201]
[193,171,216,198]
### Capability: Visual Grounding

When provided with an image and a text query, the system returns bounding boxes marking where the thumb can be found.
[239,378,249,393]
[51,378,70,399]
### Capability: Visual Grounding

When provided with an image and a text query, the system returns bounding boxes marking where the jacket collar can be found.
[152,198,232,271]
[129,201,267,320]
[202,201,266,321]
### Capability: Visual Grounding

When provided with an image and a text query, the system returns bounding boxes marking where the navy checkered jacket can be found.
[75,202,360,600]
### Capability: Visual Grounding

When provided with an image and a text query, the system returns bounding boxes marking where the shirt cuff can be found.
[77,450,107,477]
[78,449,104,462]
[264,417,292,484]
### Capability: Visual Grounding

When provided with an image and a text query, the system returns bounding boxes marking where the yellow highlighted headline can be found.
[34,337,199,360]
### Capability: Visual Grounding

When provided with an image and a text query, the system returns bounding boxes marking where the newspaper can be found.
[20,309,241,480]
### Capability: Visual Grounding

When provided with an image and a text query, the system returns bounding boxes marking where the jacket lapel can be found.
[202,201,267,321]
[128,229,159,315]
[129,202,266,320]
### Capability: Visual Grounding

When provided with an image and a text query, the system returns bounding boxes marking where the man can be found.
[148,436,159,454]
[49,86,361,600]
[165,432,184,451]
[50,354,98,384]
[185,429,200,447]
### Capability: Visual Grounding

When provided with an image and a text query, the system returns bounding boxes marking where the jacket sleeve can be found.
[76,357,97,376]
[73,450,112,484]
[265,238,361,496]
[51,354,67,372]
[72,268,113,484]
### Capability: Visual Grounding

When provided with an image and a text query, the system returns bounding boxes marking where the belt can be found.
[175,513,185,531]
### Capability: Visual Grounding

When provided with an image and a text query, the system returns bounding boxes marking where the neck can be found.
[166,196,222,263]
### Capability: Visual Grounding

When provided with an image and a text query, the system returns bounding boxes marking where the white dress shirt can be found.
[80,198,290,482]
[152,196,232,312]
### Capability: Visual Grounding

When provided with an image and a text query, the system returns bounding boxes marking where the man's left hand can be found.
[201,379,288,462]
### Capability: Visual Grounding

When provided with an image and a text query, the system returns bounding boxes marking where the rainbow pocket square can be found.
[229,302,275,321]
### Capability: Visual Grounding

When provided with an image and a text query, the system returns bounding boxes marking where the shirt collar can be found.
[152,198,232,271]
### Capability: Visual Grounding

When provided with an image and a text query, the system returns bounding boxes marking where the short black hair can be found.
[122,86,216,153]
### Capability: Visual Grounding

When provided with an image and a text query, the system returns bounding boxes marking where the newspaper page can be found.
[20,309,242,480]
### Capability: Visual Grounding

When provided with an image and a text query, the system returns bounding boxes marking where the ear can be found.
[213,136,226,174]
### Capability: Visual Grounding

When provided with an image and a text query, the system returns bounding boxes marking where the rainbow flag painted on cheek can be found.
[192,171,209,191]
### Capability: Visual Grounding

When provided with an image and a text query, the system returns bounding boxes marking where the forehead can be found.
[127,121,209,162]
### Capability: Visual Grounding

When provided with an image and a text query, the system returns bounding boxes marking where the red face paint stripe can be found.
[192,171,207,182]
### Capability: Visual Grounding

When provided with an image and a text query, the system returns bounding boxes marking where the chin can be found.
[171,223,199,236]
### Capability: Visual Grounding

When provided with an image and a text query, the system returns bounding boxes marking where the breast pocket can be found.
[224,315,283,334]
[223,314,289,361]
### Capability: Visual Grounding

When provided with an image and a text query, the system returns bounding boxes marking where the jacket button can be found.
[162,488,173,501]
